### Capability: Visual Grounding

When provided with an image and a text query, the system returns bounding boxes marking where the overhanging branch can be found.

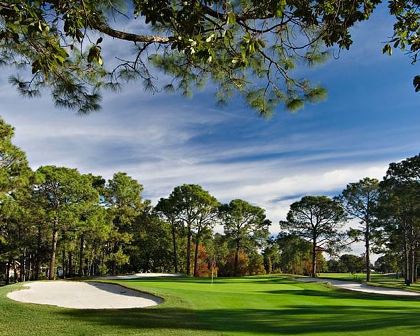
[92,21,170,44]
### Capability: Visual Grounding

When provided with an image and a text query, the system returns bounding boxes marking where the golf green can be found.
[1,275,419,336]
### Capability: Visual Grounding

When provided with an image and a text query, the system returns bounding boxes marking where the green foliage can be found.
[280,196,347,250]
[0,118,30,194]
[338,254,366,274]
[0,1,416,115]
[374,253,400,273]
[375,154,419,284]
[220,199,270,276]
[161,184,219,276]
[106,172,144,229]
[336,177,380,281]
[129,204,173,272]
[276,234,313,275]
[33,165,100,278]
[280,195,347,276]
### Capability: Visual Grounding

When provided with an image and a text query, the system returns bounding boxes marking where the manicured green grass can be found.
[1,275,419,336]
[318,272,369,281]
[320,273,420,293]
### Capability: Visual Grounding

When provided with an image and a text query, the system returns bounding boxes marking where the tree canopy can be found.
[159,184,219,276]
[337,178,379,281]
[0,1,418,116]
[220,199,270,276]
[375,154,419,284]
[280,195,347,277]
[0,118,30,194]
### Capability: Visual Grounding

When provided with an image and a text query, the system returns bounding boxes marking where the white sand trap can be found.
[7,281,163,309]
[298,277,420,297]
[101,272,182,280]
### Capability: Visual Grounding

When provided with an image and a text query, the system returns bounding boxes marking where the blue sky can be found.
[0,5,418,254]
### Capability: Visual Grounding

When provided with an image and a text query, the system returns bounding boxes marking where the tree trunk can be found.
[410,245,416,284]
[5,258,11,285]
[193,231,201,277]
[365,219,371,282]
[13,260,18,282]
[34,225,42,280]
[20,250,26,282]
[27,254,32,280]
[61,248,66,278]
[49,229,59,280]
[79,235,84,276]
[234,239,240,277]
[404,236,410,284]
[266,255,272,274]
[186,223,192,276]
[312,236,317,278]
[68,252,73,276]
[171,223,178,273]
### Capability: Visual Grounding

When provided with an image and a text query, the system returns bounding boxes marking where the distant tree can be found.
[280,196,346,277]
[105,172,145,274]
[0,118,32,283]
[0,1,418,116]
[207,233,230,277]
[155,197,182,273]
[220,199,270,276]
[165,184,219,276]
[376,154,419,284]
[0,118,31,195]
[337,178,380,281]
[106,172,144,229]
[33,166,98,280]
[247,251,266,276]
[374,253,400,274]
[130,203,173,273]
[0,191,31,282]
[192,243,212,277]
[222,250,249,277]
[326,259,346,273]
[276,233,326,275]
[339,254,365,274]
[75,201,111,277]
[263,237,281,274]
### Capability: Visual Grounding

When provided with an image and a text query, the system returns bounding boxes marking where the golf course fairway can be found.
[1,275,419,336]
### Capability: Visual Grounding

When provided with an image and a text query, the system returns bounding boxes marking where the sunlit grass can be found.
[1,275,419,336]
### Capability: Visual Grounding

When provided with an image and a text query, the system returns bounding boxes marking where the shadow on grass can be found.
[60,304,420,335]
[264,288,420,301]
[60,276,420,334]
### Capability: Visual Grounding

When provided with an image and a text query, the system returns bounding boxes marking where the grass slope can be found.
[1,275,419,336]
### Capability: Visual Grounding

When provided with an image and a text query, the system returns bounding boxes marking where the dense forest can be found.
[0,117,418,284]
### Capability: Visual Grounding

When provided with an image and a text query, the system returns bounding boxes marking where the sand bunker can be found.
[7,281,163,309]
[298,277,420,297]
[101,272,182,280]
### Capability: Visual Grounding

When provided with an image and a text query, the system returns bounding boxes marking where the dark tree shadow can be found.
[85,281,164,302]
[60,304,420,335]
[263,288,420,301]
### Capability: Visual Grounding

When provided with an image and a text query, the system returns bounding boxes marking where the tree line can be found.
[0,117,418,284]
